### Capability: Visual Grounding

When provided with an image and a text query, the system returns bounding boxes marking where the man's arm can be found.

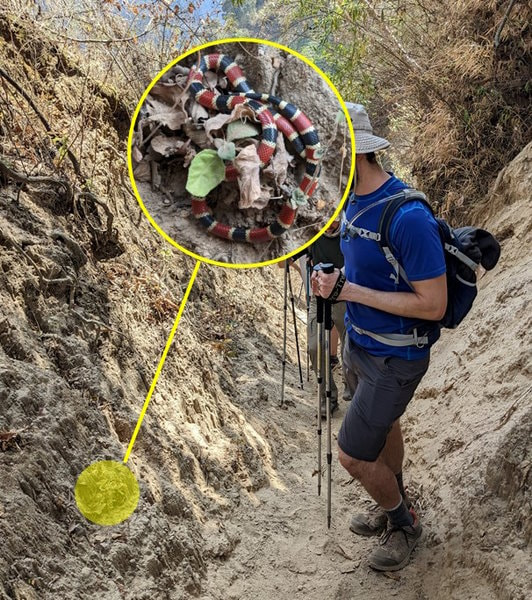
[313,271,447,321]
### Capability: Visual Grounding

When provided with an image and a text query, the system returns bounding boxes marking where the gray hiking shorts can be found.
[338,337,430,462]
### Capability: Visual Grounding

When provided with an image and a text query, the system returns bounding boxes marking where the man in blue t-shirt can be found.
[313,104,447,572]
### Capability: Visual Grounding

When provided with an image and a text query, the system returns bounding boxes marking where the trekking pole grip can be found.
[321,263,334,330]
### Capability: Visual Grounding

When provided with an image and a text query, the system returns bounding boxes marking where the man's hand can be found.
[312,268,342,298]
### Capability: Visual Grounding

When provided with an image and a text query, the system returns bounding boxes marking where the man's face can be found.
[327,219,340,234]
[354,153,364,183]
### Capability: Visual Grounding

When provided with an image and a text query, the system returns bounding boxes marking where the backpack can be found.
[342,189,501,346]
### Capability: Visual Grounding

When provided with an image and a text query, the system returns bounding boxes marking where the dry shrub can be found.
[407,0,531,221]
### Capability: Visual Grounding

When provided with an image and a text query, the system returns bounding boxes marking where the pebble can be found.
[80,566,92,579]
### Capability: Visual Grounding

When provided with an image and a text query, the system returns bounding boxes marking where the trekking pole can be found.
[280,261,288,407]
[315,286,324,498]
[315,262,335,528]
[287,264,304,390]
[306,257,311,382]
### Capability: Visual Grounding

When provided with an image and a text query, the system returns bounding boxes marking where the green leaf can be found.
[336,110,346,123]
[227,119,260,142]
[185,149,225,197]
[217,141,236,161]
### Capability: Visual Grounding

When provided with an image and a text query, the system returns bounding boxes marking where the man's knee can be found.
[338,447,372,480]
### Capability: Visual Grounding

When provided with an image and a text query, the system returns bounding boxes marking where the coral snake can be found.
[187,53,321,243]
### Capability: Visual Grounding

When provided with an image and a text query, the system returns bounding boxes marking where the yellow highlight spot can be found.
[75,460,139,526]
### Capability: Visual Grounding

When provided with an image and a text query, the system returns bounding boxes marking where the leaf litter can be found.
[131,59,297,236]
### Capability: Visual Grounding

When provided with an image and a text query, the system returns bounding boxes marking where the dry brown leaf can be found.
[150,134,190,157]
[231,103,257,122]
[151,82,185,106]
[188,101,209,122]
[203,104,258,142]
[145,98,187,130]
[204,112,232,140]
[234,144,264,210]
[183,123,211,149]
[133,159,151,182]
[263,134,292,186]
[0,431,21,451]
[132,145,143,164]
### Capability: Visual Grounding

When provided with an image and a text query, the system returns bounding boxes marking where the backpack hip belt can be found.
[347,318,430,348]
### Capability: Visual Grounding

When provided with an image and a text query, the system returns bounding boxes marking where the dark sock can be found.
[386,498,414,528]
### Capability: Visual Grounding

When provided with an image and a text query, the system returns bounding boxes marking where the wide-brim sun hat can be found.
[345,102,390,154]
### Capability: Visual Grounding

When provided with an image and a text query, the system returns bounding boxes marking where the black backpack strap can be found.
[377,189,434,289]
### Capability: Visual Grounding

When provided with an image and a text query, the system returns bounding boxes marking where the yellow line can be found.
[123,261,201,463]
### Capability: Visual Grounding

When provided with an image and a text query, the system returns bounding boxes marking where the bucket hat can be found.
[345,102,390,154]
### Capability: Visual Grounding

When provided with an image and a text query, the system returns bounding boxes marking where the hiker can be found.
[287,214,351,415]
[312,104,447,571]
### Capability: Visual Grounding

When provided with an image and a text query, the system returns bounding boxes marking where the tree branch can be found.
[494,0,518,48]
[41,19,157,44]
[0,67,82,178]
[0,157,73,199]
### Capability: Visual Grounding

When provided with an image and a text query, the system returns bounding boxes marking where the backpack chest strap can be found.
[343,224,381,241]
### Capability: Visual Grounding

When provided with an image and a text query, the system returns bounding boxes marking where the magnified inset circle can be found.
[128,37,355,268]
[75,460,140,526]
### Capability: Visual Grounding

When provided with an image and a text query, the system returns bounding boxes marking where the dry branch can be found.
[41,18,157,44]
[494,0,518,48]
[0,68,82,178]
[0,157,73,199]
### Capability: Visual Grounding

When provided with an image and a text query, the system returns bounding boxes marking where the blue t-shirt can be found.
[340,174,446,359]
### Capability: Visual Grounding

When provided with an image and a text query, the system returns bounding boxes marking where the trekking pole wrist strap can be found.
[327,271,346,302]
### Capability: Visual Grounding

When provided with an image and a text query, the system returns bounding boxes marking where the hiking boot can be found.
[368,510,422,572]
[320,399,338,419]
[349,505,388,537]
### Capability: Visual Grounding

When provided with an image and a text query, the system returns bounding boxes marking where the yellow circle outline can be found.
[127,37,356,269]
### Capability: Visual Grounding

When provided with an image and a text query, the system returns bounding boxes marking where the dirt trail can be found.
[198,369,506,600]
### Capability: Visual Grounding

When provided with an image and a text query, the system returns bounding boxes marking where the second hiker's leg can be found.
[332,301,352,402]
